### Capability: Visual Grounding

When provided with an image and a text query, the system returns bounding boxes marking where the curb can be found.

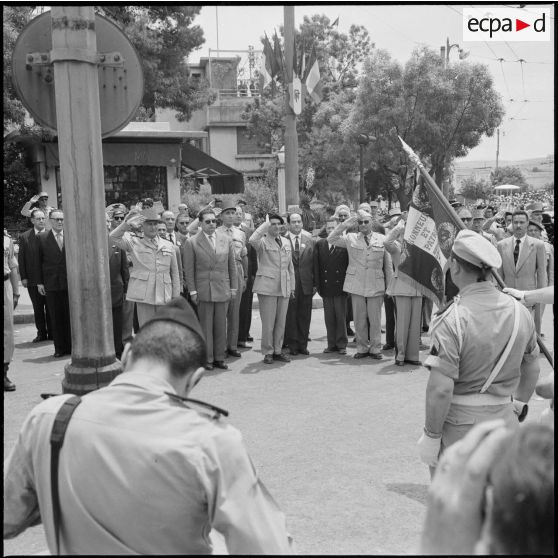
[14,297,325,324]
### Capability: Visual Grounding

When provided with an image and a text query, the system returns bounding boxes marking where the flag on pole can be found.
[330,16,339,27]
[396,179,458,305]
[304,47,323,103]
[259,34,275,89]
[273,31,286,82]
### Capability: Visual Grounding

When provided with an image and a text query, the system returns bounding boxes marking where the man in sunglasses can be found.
[328,209,393,359]
[183,208,237,371]
[21,192,56,230]
[36,211,72,358]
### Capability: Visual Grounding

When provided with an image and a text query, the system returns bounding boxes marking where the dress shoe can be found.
[369,353,383,360]
[214,361,228,370]
[289,349,299,356]
[32,335,48,343]
[382,344,394,351]
[4,375,16,391]
[422,325,429,333]
[204,362,214,370]
[404,359,422,366]
[353,352,369,359]
[395,360,405,367]
[263,354,274,364]
[338,348,347,355]
[346,327,355,336]
[227,349,241,358]
[273,353,291,363]
[323,347,338,353]
[381,327,386,333]
[47,334,54,340]
[299,349,310,356]
[53,352,65,358]
[247,336,254,342]
[237,342,251,349]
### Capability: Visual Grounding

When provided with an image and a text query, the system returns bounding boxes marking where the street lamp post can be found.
[442,37,469,68]
[276,146,286,214]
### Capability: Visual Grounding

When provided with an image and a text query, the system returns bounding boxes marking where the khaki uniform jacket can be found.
[328,229,393,297]
[217,226,247,292]
[3,372,294,555]
[111,228,180,305]
[497,235,547,292]
[182,231,237,302]
[249,223,295,297]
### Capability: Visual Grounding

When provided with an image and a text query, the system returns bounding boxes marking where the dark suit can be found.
[18,228,51,339]
[313,238,349,350]
[238,232,257,343]
[284,232,314,352]
[37,230,71,354]
[108,239,129,358]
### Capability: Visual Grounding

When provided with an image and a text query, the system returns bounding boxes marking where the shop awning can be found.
[181,142,244,194]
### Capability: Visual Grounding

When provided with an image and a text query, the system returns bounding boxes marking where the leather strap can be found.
[50,396,82,553]
[480,298,521,393]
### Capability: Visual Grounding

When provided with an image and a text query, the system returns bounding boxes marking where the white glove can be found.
[502,287,525,303]
[417,431,442,467]
[512,399,529,422]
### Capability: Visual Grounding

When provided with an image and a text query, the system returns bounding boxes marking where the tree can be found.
[101,6,211,121]
[348,47,505,200]
[458,176,493,201]
[490,166,528,191]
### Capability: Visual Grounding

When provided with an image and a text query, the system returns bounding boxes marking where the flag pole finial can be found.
[398,136,422,168]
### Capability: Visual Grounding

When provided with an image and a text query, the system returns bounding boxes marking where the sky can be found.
[191,3,554,164]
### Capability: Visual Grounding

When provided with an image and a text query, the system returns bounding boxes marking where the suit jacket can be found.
[313,238,348,298]
[18,228,43,286]
[111,227,181,305]
[108,239,129,307]
[37,230,68,291]
[497,235,547,293]
[182,231,237,302]
[328,229,393,297]
[283,231,315,295]
[383,228,421,297]
[249,223,295,297]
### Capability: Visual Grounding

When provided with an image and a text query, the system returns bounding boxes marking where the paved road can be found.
[4,305,552,555]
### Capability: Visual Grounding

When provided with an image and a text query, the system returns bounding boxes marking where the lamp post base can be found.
[62,356,123,395]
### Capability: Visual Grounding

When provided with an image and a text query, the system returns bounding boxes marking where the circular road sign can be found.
[12,11,143,138]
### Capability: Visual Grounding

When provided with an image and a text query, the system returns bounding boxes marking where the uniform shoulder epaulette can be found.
[434,298,455,318]
[164,391,229,418]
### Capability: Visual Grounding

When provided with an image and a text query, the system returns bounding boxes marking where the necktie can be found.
[210,235,216,251]
[364,234,370,246]
[514,238,520,265]
[56,233,63,251]
[294,236,300,252]
[169,233,175,244]
[329,244,335,254]
[275,237,282,249]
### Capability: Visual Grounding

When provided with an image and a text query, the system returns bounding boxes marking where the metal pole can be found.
[284,5,299,209]
[215,6,219,52]
[50,6,122,394]
[496,128,500,171]
[359,143,364,203]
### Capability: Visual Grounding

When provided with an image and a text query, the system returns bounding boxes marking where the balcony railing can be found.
[207,104,248,124]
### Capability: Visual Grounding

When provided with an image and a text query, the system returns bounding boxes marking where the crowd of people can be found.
[3,188,554,554]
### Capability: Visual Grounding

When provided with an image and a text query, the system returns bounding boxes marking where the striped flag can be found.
[273,31,285,82]
[397,179,458,305]
[304,47,323,104]
[260,34,275,89]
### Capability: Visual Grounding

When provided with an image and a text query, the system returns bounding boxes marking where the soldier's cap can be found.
[528,220,544,231]
[221,206,238,214]
[237,199,247,206]
[450,200,463,208]
[452,229,502,269]
[268,213,285,225]
[334,204,351,215]
[357,209,372,220]
[142,297,205,343]
[458,208,473,219]
[38,191,49,198]
[141,208,163,222]
[527,202,543,212]
[472,209,485,220]
[358,203,372,213]
[389,207,402,217]
[368,200,379,208]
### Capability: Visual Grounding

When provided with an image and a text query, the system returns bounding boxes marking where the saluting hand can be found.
[343,215,358,228]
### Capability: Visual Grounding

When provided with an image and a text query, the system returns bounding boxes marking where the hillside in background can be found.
[454,155,554,192]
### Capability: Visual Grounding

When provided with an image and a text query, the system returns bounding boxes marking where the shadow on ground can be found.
[385,482,429,506]
[22,355,70,364]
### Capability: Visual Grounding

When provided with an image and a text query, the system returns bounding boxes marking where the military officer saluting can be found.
[110,208,181,327]
[418,230,540,476]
